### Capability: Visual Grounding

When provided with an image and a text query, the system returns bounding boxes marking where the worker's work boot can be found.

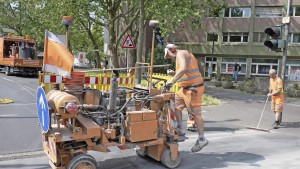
[176,127,186,136]
[273,121,279,129]
[191,138,209,152]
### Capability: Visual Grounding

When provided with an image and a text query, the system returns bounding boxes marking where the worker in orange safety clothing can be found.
[268,69,284,129]
[164,43,208,153]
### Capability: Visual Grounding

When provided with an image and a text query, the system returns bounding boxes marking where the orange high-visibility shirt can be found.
[175,52,203,87]
[269,76,284,94]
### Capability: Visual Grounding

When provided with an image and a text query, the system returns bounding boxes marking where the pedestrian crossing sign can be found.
[121,34,135,49]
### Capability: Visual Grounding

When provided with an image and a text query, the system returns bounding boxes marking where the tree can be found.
[0,0,224,71]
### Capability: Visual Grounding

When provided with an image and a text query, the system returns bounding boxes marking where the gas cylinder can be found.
[47,90,80,119]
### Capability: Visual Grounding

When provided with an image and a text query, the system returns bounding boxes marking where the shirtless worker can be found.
[164,44,208,152]
[267,69,284,129]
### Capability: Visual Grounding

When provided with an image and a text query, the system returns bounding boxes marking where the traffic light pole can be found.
[281,0,291,88]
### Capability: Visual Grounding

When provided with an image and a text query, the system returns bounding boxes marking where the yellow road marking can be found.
[0,98,14,104]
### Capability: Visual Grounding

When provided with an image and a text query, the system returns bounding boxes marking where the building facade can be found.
[167,0,300,81]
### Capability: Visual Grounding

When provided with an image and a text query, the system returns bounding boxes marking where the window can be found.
[222,58,246,62]
[221,57,246,74]
[252,59,278,63]
[253,32,268,42]
[205,57,217,62]
[286,60,300,80]
[290,7,300,16]
[251,59,278,75]
[255,7,283,17]
[288,33,300,43]
[207,33,218,42]
[223,33,249,43]
[205,57,217,77]
[224,7,251,18]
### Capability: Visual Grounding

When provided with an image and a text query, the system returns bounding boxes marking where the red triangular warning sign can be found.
[121,34,135,49]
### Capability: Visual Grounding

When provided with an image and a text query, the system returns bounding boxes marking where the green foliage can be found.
[202,94,220,106]
[212,74,222,81]
[0,0,224,68]
[221,75,233,81]
[147,48,175,74]
[145,0,225,36]
[289,83,300,91]
[0,0,104,58]
[244,79,257,87]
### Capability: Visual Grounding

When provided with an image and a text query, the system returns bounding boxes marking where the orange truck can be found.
[0,36,42,76]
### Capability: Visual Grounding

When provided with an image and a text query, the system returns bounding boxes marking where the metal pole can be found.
[80,64,170,73]
[149,30,155,92]
[212,35,215,55]
[65,25,69,49]
[211,33,218,55]
[125,49,128,69]
[281,0,291,88]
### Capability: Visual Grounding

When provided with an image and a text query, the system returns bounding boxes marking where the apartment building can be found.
[167,0,300,80]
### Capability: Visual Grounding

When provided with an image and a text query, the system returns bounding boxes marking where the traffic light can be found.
[264,26,285,52]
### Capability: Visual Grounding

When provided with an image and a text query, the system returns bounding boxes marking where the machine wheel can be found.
[67,154,98,169]
[5,67,11,76]
[161,149,181,169]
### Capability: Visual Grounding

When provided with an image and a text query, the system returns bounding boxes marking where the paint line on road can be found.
[0,150,45,161]
[1,77,35,97]
[0,103,35,107]
[286,103,300,107]
[186,129,270,141]
[0,114,17,117]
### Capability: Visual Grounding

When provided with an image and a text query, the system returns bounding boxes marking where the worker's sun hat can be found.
[164,44,178,58]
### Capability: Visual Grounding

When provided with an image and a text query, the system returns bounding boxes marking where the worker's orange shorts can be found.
[271,94,284,113]
[175,86,205,120]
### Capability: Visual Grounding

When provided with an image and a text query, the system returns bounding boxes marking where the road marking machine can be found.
[36,70,181,169]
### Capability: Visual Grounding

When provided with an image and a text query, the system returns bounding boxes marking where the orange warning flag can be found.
[43,30,74,78]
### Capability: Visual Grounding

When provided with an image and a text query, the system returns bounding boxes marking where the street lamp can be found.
[61,16,73,49]
[211,32,218,55]
[148,20,159,91]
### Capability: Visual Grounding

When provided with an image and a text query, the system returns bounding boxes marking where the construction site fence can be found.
[38,72,178,94]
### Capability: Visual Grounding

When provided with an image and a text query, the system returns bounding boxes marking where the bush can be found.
[211,74,221,81]
[244,78,258,94]
[202,94,220,106]
[287,83,300,97]
[221,75,233,89]
[221,75,233,82]
[244,79,256,87]
[289,83,299,90]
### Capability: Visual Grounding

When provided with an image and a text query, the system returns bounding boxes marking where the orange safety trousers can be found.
[175,86,205,120]
[271,94,284,113]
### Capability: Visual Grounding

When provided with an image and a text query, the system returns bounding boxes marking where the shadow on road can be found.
[95,151,265,169]
[205,119,241,123]
[280,121,300,128]
[205,86,267,104]
[179,151,265,168]
[204,127,240,133]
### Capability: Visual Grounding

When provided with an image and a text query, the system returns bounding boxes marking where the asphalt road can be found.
[0,74,300,169]
[0,73,41,154]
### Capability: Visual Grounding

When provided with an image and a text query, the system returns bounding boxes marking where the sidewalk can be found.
[204,80,300,104]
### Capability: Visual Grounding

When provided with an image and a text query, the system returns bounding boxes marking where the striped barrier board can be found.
[85,76,98,84]
[38,72,135,94]
[40,75,63,83]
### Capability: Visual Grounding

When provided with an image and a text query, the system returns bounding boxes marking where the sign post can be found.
[36,86,50,133]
